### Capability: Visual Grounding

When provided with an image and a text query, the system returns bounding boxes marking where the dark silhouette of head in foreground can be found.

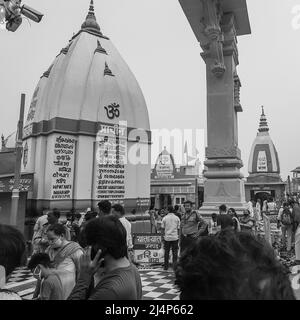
[175,229,295,300]
[0,224,27,279]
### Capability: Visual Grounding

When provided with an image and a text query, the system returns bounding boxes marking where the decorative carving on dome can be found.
[95,39,107,55]
[42,64,53,78]
[104,103,120,120]
[200,0,226,78]
[60,42,72,55]
[104,62,114,76]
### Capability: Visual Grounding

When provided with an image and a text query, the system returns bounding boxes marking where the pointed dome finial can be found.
[104,62,114,76]
[81,0,102,35]
[89,0,95,14]
[95,39,107,55]
[258,105,269,133]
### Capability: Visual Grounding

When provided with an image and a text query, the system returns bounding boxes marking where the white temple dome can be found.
[25,0,149,132]
[248,107,280,174]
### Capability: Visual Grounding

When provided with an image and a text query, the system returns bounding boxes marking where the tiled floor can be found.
[6,265,300,300]
[140,270,179,300]
[4,267,179,300]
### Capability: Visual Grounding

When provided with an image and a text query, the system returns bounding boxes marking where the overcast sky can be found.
[1,0,300,179]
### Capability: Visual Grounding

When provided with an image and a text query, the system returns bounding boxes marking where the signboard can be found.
[136,198,150,207]
[0,174,33,193]
[257,151,268,172]
[133,233,164,265]
[94,123,127,201]
[50,136,76,200]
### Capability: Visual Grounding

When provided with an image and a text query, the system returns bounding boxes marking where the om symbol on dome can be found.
[104,103,120,120]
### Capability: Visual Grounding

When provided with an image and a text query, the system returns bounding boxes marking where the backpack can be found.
[281,208,292,225]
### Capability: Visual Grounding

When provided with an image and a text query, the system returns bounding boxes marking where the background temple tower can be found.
[245,107,285,202]
[21,1,151,214]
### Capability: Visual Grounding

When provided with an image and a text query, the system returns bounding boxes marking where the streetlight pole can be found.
[10,93,25,227]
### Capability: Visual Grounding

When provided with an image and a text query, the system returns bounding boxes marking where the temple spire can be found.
[258,105,269,133]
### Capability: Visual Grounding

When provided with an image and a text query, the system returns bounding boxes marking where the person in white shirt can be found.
[161,205,180,270]
[267,198,276,213]
[111,204,133,251]
[246,200,254,218]
[255,199,262,221]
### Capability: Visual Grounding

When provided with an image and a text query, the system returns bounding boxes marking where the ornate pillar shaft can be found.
[179,0,251,214]
[200,3,246,213]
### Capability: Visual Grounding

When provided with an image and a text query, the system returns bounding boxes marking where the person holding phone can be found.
[68,215,142,300]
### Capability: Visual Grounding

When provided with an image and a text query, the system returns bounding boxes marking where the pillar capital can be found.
[221,13,239,66]
[200,2,241,77]
[199,0,226,78]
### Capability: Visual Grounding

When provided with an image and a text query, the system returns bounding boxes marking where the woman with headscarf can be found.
[45,223,84,280]
[32,223,84,299]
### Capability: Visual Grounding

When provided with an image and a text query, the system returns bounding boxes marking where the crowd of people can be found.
[151,197,300,271]
[0,197,299,300]
[0,200,138,300]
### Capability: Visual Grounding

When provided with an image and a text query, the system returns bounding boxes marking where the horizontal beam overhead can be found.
[179,0,251,43]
